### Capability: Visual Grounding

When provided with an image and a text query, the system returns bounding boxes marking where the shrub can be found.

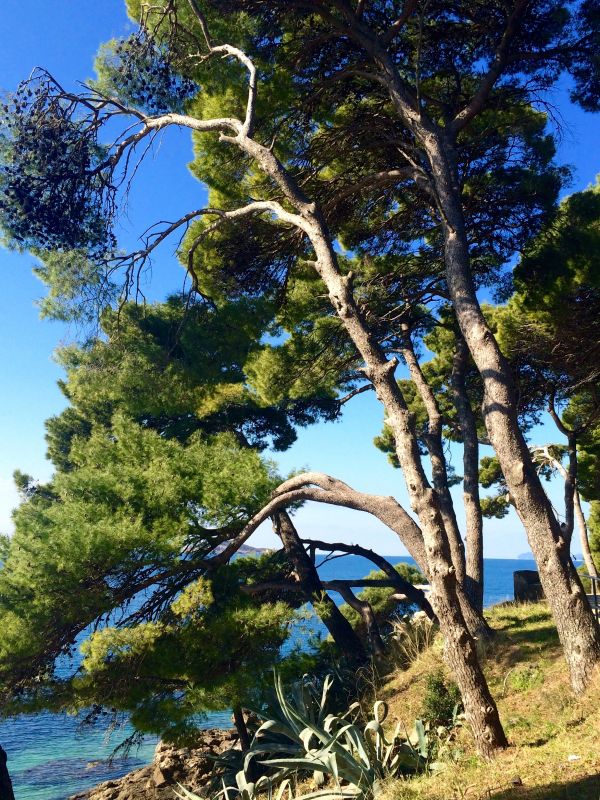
[420,670,462,728]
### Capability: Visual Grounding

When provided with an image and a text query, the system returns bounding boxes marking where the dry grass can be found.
[379,602,600,800]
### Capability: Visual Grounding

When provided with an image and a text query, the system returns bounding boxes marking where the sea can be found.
[1,556,537,800]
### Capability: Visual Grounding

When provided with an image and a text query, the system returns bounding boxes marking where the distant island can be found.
[237,544,268,555]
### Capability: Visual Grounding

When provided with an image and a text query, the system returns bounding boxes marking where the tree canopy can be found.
[2,0,600,758]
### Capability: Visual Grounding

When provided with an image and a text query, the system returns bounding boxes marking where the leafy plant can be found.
[255,673,429,797]
[420,671,462,728]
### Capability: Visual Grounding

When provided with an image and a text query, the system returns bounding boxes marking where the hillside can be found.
[379,602,600,799]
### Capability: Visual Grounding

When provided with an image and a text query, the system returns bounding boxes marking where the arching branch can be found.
[302,538,435,620]
[213,471,427,569]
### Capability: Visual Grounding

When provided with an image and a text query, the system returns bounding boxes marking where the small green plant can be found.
[420,670,462,728]
[505,665,543,693]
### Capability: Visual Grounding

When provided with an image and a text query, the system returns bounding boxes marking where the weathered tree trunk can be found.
[273,511,367,661]
[215,111,507,756]
[298,219,506,756]
[575,490,599,580]
[400,326,490,634]
[333,584,386,657]
[0,746,15,800]
[424,131,600,692]
[451,335,485,613]
[233,705,251,752]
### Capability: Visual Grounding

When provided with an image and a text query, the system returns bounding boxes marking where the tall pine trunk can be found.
[425,132,600,692]
[237,131,507,757]
[304,223,507,757]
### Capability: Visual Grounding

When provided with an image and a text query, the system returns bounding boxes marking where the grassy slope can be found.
[380,602,600,800]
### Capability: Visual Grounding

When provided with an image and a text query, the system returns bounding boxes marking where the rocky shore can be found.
[69,729,239,800]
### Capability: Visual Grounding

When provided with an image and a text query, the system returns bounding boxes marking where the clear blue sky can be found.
[1,1,599,556]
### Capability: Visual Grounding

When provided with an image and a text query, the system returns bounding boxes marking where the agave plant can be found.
[181,673,432,800]
[254,673,428,799]
[175,766,354,800]
[175,770,293,800]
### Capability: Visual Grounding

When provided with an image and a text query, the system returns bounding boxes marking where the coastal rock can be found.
[69,729,239,800]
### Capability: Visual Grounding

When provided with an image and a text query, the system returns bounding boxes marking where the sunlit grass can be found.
[380,601,600,800]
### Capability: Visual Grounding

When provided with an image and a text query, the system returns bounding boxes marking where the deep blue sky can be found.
[1,1,599,556]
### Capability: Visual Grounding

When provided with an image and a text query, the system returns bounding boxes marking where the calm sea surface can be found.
[1,557,537,800]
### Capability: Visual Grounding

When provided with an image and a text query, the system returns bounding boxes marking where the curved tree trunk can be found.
[273,511,367,661]
[303,538,436,621]
[451,334,485,613]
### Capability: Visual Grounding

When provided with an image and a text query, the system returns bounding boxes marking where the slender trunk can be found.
[400,327,489,634]
[233,705,251,752]
[561,433,578,547]
[575,491,599,579]
[423,131,600,692]
[0,746,15,800]
[334,585,386,657]
[399,327,467,582]
[451,334,485,613]
[273,511,367,661]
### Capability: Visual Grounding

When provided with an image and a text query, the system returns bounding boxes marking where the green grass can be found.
[378,602,600,800]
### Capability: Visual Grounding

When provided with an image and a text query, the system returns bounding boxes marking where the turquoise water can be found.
[1,557,536,799]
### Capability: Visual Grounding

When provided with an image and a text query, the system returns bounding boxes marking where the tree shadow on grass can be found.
[489,773,600,799]
[485,624,561,671]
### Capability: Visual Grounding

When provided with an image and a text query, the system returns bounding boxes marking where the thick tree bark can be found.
[451,335,485,613]
[0,746,15,800]
[425,132,600,692]
[273,511,367,661]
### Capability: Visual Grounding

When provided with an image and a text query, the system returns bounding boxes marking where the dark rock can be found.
[514,570,544,602]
